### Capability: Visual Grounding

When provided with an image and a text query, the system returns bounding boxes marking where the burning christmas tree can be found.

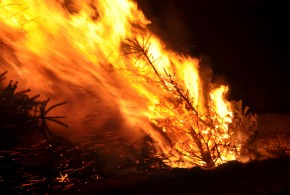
[0,0,257,171]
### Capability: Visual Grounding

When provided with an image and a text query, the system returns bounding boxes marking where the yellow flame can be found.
[210,85,233,124]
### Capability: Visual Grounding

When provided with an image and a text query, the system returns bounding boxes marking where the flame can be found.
[0,0,239,168]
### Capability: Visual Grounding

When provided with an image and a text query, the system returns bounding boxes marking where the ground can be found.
[0,114,290,194]
[68,158,290,194]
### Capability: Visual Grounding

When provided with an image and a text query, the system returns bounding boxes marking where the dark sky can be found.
[137,0,290,114]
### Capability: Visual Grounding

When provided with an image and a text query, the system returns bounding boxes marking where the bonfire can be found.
[1,0,288,194]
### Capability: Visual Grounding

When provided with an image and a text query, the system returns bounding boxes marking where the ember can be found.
[0,0,256,170]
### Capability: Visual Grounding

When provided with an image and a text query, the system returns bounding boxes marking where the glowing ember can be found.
[0,0,243,168]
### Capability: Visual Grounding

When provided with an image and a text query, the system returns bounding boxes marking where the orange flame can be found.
[0,0,238,168]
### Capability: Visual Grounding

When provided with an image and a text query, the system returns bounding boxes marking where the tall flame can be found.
[0,0,238,168]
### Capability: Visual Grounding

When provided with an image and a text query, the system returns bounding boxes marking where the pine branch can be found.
[123,37,228,167]
[124,37,168,89]
[0,71,68,143]
[122,36,249,168]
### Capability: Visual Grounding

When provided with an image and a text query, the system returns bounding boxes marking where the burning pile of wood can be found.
[0,67,257,193]
[0,0,260,169]
[0,0,288,193]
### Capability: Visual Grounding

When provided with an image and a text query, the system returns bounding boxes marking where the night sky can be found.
[137,0,290,114]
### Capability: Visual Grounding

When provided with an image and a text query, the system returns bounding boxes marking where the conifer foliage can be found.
[0,71,67,146]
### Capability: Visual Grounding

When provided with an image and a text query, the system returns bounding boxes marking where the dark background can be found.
[137,0,290,114]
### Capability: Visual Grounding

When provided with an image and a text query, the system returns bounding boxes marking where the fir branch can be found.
[123,36,241,168]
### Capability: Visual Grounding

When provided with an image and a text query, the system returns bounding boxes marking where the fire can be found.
[0,0,240,168]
